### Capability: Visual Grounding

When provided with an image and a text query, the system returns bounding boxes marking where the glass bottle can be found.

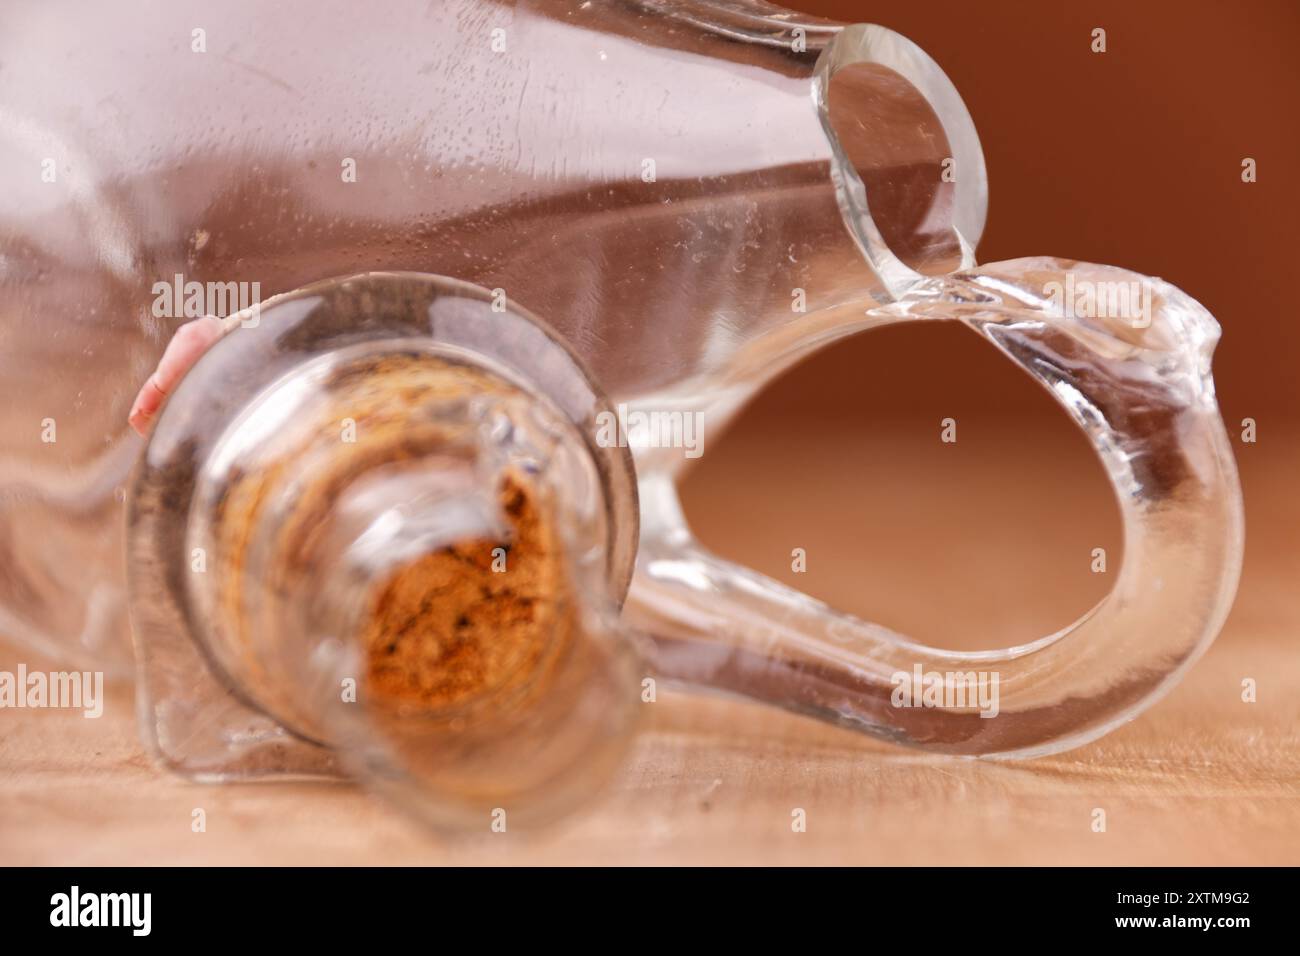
[0,0,1243,826]
[0,0,981,667]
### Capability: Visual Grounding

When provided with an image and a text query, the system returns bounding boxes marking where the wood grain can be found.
[2,421,1296,865]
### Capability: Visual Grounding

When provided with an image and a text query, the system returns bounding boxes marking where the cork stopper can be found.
[362,472,571,713]
[206,350,584,731]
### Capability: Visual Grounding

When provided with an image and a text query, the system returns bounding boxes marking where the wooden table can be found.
[2,416,1297,865]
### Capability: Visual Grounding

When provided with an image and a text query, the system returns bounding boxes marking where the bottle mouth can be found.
[129,272,642,831]
[814,24,988,299]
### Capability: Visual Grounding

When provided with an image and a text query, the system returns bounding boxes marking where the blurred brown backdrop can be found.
[681,0,1299,651]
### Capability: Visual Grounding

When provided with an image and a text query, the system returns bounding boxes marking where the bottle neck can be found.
[129,273,641,829]
[191,351,551,736]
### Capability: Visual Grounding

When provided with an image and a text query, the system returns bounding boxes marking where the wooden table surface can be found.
[2,417,1297,865]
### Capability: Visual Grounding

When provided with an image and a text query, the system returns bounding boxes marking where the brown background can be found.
[781,0,1300,419]
[683,0,1300,653]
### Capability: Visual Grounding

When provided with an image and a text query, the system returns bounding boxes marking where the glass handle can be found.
[626,257,1245,757]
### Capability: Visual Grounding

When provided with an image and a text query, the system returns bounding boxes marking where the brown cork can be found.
[208,351,572,720]
[361,471,569,711]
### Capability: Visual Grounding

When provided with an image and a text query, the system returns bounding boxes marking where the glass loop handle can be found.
[626,258,1245,758]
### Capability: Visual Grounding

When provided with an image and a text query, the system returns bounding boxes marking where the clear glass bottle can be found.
[0,0,982,669]
[0,0,1243,826]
